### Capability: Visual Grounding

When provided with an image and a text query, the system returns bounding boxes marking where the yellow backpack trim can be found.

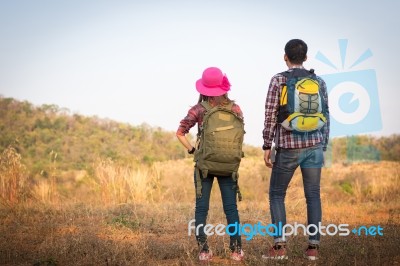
[296,78,319,94]
[284,113,327,132]
[280,85,288,105]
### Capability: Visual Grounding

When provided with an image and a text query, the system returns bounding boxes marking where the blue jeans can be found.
[269,143,323,245]
[194,173,241,251]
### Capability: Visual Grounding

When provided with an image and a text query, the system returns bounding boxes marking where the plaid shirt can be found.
[262,67,330,151]
[177,102,243,136]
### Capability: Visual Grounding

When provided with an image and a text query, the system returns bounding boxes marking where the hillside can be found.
[0,97,189,176]
[0,97,263,178]
[1,96,399,179]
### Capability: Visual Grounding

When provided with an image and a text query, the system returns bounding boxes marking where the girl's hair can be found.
[197,94,233,106]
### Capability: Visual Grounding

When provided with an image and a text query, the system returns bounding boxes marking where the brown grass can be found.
[0,146,29,207]
[0,153,399,265]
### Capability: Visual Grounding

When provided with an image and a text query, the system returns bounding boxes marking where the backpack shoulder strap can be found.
[280,70,291,78]
[200,101,211,110]
[198,101,211,136]
[281,68,315,79]
[198,101,223,138]
[225,102,234,111]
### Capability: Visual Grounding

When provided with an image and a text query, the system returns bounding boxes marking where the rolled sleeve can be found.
[176,105,200,136]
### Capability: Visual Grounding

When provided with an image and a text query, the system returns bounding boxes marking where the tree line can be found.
[0,97,189,177]
[0,96,399,179]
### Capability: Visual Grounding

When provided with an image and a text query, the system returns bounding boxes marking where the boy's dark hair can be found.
[285,39,308,64]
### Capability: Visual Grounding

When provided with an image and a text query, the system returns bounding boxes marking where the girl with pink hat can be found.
[176,67,245,262]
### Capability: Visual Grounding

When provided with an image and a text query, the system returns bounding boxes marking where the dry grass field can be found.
[1,149,400,265]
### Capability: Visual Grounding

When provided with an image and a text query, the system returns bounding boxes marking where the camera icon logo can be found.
[315,39,382,137]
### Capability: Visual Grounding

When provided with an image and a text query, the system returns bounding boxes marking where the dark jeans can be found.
[194,173,241,251]
[269,143,323,245]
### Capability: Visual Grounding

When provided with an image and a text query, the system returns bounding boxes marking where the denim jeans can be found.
[269,143,323,245]
[194,173,241,251]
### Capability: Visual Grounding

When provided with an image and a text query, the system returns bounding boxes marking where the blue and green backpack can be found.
[278,68,328,133]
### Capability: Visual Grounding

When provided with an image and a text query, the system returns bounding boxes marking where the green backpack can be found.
[194,101,245,201]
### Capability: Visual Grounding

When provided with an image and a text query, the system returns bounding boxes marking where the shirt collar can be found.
[288,65,305,70]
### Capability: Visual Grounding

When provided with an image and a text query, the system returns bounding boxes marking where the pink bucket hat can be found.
[195,67,231,96]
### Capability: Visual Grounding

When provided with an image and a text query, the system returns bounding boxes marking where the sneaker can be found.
[231,249,244,261]
[262,244,288,260]
[304,245,319,260]
[198,250,213,262]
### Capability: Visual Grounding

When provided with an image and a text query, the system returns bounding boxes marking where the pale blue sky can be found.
[1,0,399,146]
